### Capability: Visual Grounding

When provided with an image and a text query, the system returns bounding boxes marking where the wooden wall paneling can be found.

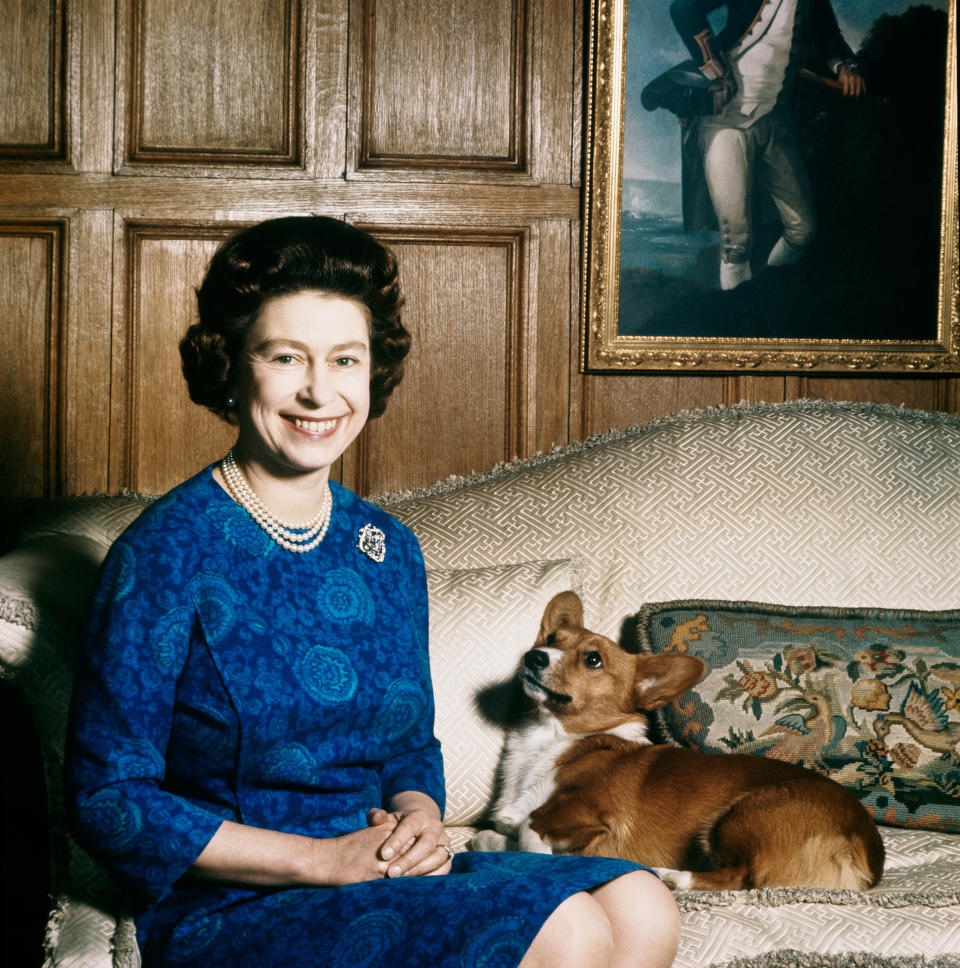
[568,219,585,441]
[570,0,583,187]
[535,219,574,450]
[315,0,350,179]
[348,0,533,179]
[64,208,113,495]
[345,224,530,496]
[580,374,728,439]
[0,221,65,498]
[116,0,309,173]
[0,0,66,164]
[110,220,238,495]
[72,0,116,172]
[792,376,953,412]
[941,377,960,413]
[721,375,788,406]
[535,0,576,184]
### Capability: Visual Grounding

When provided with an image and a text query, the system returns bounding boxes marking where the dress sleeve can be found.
[65,534,227,906]
[377,529,447,814]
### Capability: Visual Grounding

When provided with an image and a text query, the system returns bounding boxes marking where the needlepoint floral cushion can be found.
[629,600,960,833]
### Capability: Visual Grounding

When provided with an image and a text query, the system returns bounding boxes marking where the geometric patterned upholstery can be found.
[381,401,960,636]
[4,401,960,968]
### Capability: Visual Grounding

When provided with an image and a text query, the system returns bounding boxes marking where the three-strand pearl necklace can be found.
[220,449,332,553]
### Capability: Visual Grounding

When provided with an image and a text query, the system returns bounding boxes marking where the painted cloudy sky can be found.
[624,0,949,182]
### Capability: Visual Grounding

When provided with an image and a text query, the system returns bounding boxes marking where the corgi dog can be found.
[472,591,885,891]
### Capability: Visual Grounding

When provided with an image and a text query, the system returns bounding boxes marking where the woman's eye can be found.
[584,652,603,669]
[334,356,358,367]
[273,354,297,365]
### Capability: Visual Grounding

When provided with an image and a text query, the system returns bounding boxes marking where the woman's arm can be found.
[67,537,229,904]
[189,817,401,887]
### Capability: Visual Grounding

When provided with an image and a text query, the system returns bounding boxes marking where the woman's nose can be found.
[298,365,332,406]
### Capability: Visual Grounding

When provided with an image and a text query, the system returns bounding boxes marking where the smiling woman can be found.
[64,216,681,968]
[229,291,372,522]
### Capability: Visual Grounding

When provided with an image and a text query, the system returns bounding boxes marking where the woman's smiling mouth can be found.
[288,416,339,434]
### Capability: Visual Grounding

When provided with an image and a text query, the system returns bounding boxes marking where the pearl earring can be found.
[226,395,237,409]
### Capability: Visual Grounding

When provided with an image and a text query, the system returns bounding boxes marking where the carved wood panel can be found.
[0,0,66,162]
[346,225,530,496]
[350,0,530,177]
[110,222,237,494]
[119,0,305,169]
[0,222,65,497]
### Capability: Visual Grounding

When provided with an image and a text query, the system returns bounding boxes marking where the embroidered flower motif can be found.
[851,677,892,712]
[318,569,375,625]
[942,685,960,712]
[357,523,386,562]
[785,646,817,674]
[737,667,778,700]
[375,680,426,742]
[864,738,888,761]
[853,647,906,677]
[889,743,922,770]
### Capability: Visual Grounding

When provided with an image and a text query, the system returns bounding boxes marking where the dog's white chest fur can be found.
[493,711,570,832]
[476,712,650,854]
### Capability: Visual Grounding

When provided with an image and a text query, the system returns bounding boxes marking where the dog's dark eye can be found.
[583,651,603,669]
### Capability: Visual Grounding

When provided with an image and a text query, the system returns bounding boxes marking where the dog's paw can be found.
[652,868,693,891]
[471,829,514,852]
[496,808,527,829]
[517,821,553,855]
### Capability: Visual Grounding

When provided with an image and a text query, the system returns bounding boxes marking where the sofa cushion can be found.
[379,402,960,641]
[15,495,153,550]
[0,535,130,912]
[426,556,583,825]
[630,599,960,833]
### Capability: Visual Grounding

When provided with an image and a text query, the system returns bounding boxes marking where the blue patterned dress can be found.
[66,466,644,967]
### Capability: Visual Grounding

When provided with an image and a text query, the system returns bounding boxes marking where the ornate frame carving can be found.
[581,0,959,373]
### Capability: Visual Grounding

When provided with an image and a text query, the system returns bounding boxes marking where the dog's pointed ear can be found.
[536,591,584,645]
[633,654,706,710]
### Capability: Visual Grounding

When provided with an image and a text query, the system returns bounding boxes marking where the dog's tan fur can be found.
[484,591,884,891]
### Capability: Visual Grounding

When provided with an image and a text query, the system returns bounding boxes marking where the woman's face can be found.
[233,290,371,482]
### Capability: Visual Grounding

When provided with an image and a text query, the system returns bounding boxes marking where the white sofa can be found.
[3,400,960,967]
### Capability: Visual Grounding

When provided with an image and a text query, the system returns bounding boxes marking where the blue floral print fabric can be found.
[67,467,643,967]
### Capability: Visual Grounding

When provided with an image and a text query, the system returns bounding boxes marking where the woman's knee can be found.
[519,891,613,968]
[591,871,681,968]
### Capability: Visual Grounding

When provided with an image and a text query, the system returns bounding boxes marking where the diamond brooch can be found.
[357,524,386,563]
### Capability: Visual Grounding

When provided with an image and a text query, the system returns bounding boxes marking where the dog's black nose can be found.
[524,649,549,671]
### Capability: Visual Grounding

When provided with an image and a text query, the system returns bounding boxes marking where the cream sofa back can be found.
[385,401,960,630]
[3,400,960,964]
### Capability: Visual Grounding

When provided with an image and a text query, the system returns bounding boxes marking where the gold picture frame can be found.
[581,0,959,373]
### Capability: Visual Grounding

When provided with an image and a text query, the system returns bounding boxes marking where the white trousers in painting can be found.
[699,110,817,289]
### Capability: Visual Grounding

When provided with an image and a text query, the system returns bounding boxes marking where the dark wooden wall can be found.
[1,0,957,500]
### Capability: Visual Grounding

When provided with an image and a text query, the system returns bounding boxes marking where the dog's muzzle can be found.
[522,649,571,704]
[524,649,550,672]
